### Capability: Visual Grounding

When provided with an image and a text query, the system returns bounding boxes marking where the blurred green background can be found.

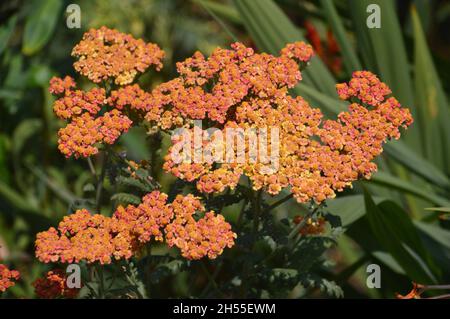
[0,0,449,298]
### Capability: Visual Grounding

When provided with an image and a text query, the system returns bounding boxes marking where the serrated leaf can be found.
[299,273,344,298]
[116,176,151,192]
[111,193,141,206]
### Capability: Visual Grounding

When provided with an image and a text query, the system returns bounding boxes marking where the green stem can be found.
[200,261,222,297]
[424,284,450,290]
[253,190,262,234]
[95,150,109,213]
[95,264,105,299]
[200,262,223,297]
[288,205,320,241]
[240,189,263,297]
[263,193,293,214]
[236,198,247,229]
[87,157,98,184]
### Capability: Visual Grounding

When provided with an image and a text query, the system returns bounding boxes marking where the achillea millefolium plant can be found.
[1,26,413,299]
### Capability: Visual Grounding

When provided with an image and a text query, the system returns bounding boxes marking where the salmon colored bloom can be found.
[50,77,106,120]
[336,71,391,106]
[35,209,136,264]
[36,192,236,262]
[164,195,236,260]
[114,192,236,260]
[72,26,164,85]
[50,27,165,159]
[145,42,313,129]
[0,264,20,292]
[33,269,80,299]
[161,52,413,204]
[49,76,76,95]
[113,191,173,243]
[57,110,132,158]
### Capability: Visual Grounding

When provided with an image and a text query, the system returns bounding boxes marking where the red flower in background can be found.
[304,21,342,75]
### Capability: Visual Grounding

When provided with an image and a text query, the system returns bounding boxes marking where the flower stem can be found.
[263,193,293,214]
[200,261,222,297]
[95,150,109,213]
[87,157,98,183]
[96,264,106,299]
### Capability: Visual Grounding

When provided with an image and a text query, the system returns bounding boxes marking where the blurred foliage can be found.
[0,0,449,299]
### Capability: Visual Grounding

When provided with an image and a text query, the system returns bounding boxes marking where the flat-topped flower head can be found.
[165,195,236,260]
[72,26,165,85]
[36,192,236,262]
[57,110,132,158]
[336,71,391,106]
[35,209,136,264]
[49,27,165,159]
[146,41,314,129]
[49,76,76,95]
[0,264,20,292]
[162,66,413,204]
[293,215,327,236]
[113,191,173,243]
[52,84,106,120]
[33,269,80,299]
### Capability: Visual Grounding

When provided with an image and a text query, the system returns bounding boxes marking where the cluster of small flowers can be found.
[50,77,105,120]
[72,26,164,85]
[0,264,20,292]
[335,71,391,106]
[162,46,413,203]
[164,194,237,260]
[56,110,132,158]
[113,191,173,243]
[293,215,327,236]
[35,209,136,264]
[143,42,313,129]
[50,27,165,158]
[33,269,80,299]
[36,192,236,263]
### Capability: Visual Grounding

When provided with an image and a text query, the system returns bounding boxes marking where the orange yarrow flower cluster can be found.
[33,269,80,299]
[159,42,412,203]
[164,194,236,260]
[50,27,165,158]
[72,26,164,85]
[143,42,313,128]
[56,110,132,158]
[293,215,327,236]
[0,264,20,292]
[114,191,173,243]
[335,71,391,106]
[114,192,236,260]
[36,192,236,263]
[35,209,137,264]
